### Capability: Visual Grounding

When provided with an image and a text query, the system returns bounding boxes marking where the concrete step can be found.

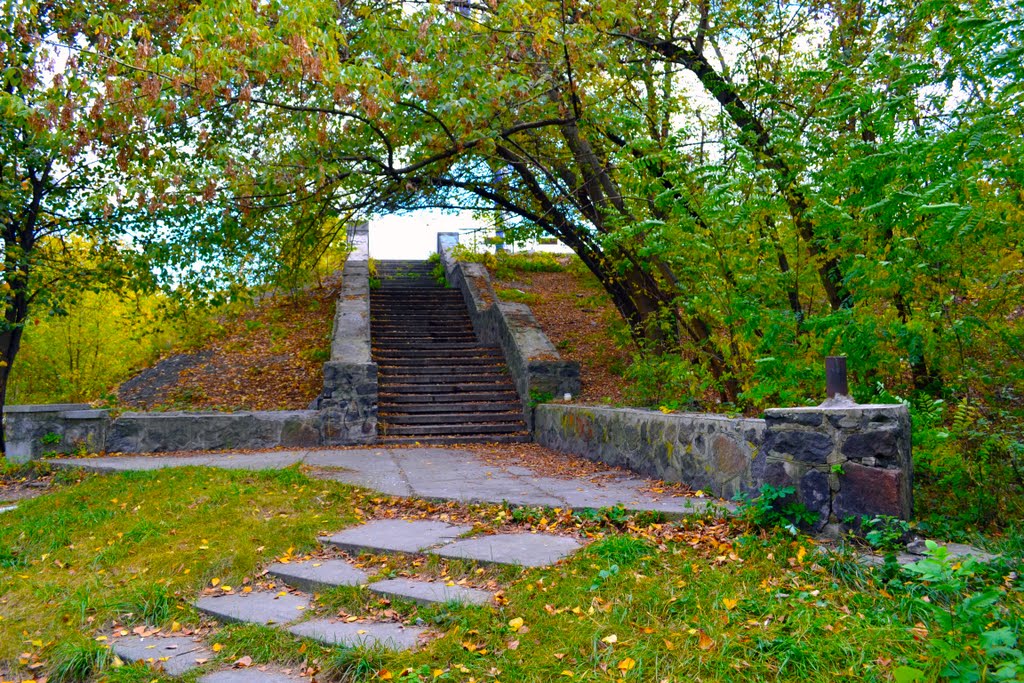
[372,344,493,354]
[379,374,510,385]
[379,402,522,414]
[288,620,428,650]
[367,578,494,606]
[373,359,506,368]
[380,423,526,436]
[379,412,524,425]
[379,383,517,395]
[376,366,503,376]
[266,559,369,593]
[373,349,504,360]
[379,391,520,403]
[195,591,311,626]
[378,433,532,445]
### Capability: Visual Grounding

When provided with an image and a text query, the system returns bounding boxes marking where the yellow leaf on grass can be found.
[561,670,575,677]
[722,598,738,610]
[698,631,715,650]
[602,634,618,644]
[796,546,807,564]
[171,622,181,633]
[617,657,636,671]
[212,643,223,652]
[508,617,524,631]
[378,670,393,680]
[664,639,675,651]
[210,578,220,587]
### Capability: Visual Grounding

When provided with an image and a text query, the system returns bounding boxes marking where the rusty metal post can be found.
[825,356,849,398]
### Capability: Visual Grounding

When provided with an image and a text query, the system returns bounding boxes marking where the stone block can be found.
[841,428,900,464]
[833,462,907,520]
[799,469,831,529]
[764,430,834,463]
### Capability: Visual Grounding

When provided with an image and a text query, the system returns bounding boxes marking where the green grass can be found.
[2,468,1022,682]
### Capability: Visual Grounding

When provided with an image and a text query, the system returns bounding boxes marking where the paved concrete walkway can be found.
[47,447,728,516]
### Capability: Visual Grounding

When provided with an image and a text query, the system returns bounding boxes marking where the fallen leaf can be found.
[508,617,524,631]
[722,598,738,610]
[602,634,618,644]
[234,655,253,668]
[698,631,715,650]
[617,657,636,671]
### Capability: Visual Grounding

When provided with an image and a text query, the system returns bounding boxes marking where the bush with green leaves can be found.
[734,485,819,534]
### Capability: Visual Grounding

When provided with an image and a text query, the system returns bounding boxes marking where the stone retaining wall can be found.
[437,233,580,428]
[316,222,377,444]
[3,223,378,459]
[535,401,912,527]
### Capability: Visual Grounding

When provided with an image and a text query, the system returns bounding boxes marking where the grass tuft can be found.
[48,637,114,683]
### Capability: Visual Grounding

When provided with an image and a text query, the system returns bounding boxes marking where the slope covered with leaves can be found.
[117,278,340,411]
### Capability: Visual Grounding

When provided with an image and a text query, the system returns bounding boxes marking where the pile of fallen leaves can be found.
[120,278,341,411]
[492,265,632,404]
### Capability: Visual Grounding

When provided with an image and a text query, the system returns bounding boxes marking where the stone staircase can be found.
[371,260,530,445]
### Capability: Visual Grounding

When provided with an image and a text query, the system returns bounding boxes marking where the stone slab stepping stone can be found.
[368,578,494,606]
[267,559,369,593]
[288,619,428,650]
[433,533,582,567]
[112,635,211,676]
[196,591,310,626]
[323,519,471,555]
[200,669,307,682]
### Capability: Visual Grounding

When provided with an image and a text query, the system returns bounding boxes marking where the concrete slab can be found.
[323,519,471,555]
[368,578,493,606]
[49,455,216,472]
[196,591,310,625]
[45,447,725,519]
[267,559,369,593]
[288,619,428,650]
[112,635,210,676]
[202,452,308,470]
[200,669,307,682]
[433,533,582,567]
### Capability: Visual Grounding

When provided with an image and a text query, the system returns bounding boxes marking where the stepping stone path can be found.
[435,533,582,568]
[111,518,583,678]
[372,260,530,445]
[267,558,368,592]
[112,636,212,677]
[322,519,472,554]
[196,591,311,626]
[199,670,307,683]
[368,578,495,606]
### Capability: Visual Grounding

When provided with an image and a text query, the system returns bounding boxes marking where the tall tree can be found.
[109,0,1023,405]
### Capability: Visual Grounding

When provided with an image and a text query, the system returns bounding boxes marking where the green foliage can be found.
[896,542,1024,681]
[110,582,173,625]
[495,288,539,304]
[734,485,818,533]
[528,389,553,408]
[862,515,911,553]
[48,637,114,683]
[7,287,203,405]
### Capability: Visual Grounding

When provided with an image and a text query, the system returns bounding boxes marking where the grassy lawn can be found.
[1,466,1022,682]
